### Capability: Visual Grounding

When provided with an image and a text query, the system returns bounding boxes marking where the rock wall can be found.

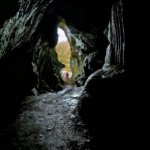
[0,0,64,126]
[0,0,19,28]
[103,0,125,70]
[0,0,64,97]
[77,0,127,146]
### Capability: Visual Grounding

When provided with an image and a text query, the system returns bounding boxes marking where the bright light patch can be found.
[57,28,67,43]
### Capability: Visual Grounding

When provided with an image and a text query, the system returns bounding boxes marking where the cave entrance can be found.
[55,19,80,85]
[55,27,72,84]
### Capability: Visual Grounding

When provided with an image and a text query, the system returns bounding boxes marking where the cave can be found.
[0,0,131,149]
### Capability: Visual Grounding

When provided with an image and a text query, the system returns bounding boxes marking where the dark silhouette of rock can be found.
[0,0,19,28]
[78,67,128,148]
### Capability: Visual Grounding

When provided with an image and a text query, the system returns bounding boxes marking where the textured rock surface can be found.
[103,0,125,69]
[78,0,126,120]
[1,86,92,150]
[0,0,64,97]
[77,0,127,147]
[33,40,64,92]
[0,0,19,28]
[0,0,63,128]
[78,66,127,148]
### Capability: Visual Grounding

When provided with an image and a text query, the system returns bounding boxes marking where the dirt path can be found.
[1,86,91,150]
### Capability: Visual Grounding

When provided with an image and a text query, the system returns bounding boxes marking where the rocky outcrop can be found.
[78,0,125,118]
[33,39,64,93]
[0,0,64,97]
[0,0,19,28]
[77,67,127,147]
[0,0,63,126]
[72,27,109,86]
[103,0,125,70]
[77,0,126,146]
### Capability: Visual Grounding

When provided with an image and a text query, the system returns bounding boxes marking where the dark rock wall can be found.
[78,0,126,117]
[103,0,125,69]
[77,0,127,147]
[0,0,63,126]
[0,0,64,96]
[75,0,125,86]
[0,0,19,28]
[33,39,64,92]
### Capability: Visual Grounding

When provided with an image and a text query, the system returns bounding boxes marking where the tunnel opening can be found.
[55,19,82,86]
[55,27,72,84]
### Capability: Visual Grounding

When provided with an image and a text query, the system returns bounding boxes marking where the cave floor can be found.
[1,86,91,150]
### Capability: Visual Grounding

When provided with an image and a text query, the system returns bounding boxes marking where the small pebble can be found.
[46,128,52,131]
[70,114,75,119]
[39,135,43,138]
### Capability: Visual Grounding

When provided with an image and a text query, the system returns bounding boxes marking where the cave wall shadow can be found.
[0,46,37,129]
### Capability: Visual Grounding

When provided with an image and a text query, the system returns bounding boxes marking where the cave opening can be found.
[55,19,81,86]
[55,27,72,84]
